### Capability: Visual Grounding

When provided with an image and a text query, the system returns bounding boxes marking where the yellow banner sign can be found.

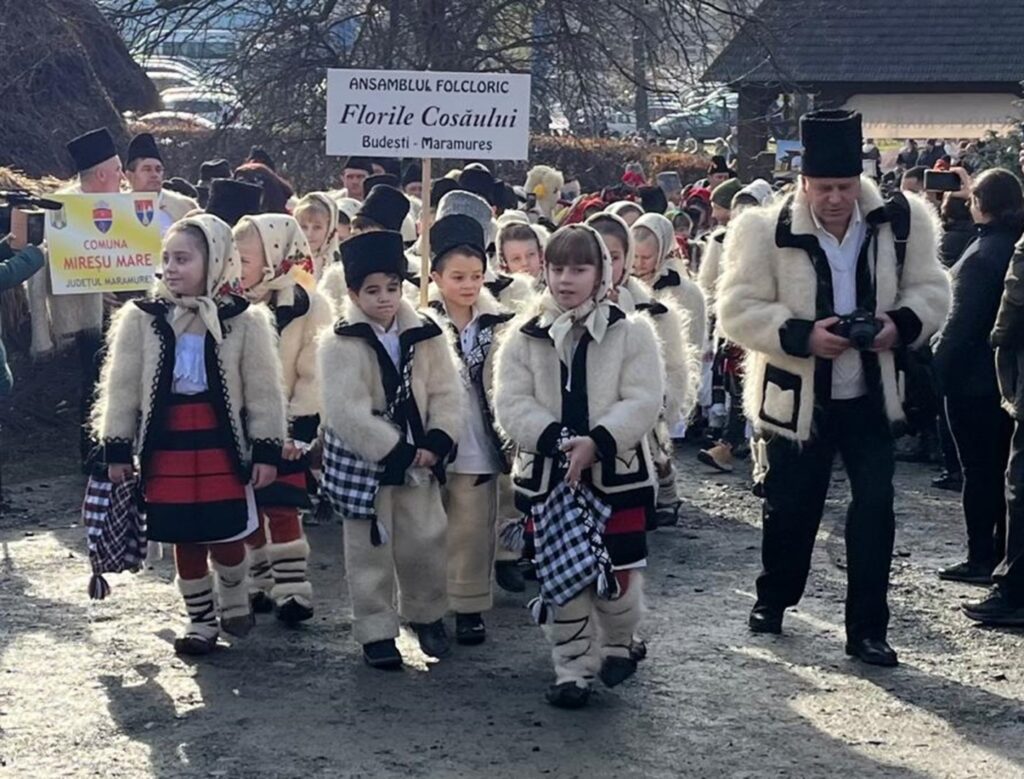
[46,193,162,295]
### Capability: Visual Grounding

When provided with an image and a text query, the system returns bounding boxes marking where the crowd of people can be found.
[5,108,1024,710]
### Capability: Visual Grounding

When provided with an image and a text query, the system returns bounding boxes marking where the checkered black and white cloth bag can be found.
[82,473,147,600]
[321,341,415,546]
[528,480,619,624]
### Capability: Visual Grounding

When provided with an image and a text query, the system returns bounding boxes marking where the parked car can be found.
[141,28,238,61]
[160,86,241,126]
[651,92,738,141]
[133,111,217,131]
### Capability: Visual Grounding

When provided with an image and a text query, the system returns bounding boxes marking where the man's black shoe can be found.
[599,656,638,688]
[363,639,403,670]
[845,638,898,667]
[410,619,452,658]
[963,589,1024,626]
[250,591,275,614]
[938,560,993,585]
[495,560,526,593]
[748,604,783,634]
[455,612,487,645]
[931,471,963,492]
[545,682,590,709]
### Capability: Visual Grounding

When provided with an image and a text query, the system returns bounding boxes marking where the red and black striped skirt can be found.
[144,393,253,544]
[255,455,312,509]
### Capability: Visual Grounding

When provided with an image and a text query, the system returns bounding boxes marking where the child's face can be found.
[299,210,330,253]
[502,238,542,278]
[546,262,600,310]
[432,252,485,310]
[712,204,731,227]
[602,234,627,287]
[350,272,402,327]
[162,230,206,297]
[337,221,352,241]
[632,237,659,279]
[236,233,267,291]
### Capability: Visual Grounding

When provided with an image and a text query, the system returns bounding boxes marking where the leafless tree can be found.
[105,0,756,156]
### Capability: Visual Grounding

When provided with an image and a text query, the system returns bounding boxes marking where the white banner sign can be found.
[326,69,531,160]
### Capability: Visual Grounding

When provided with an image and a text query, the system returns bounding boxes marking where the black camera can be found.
[0,190,63,245]
[829,309,882,351]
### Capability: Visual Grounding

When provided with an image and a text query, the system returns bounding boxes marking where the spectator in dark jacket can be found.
[965,234,1024,624]
[939,195,976,267]
[934,168,1024,584]
[0,228,45,394]
[896,139,919,170]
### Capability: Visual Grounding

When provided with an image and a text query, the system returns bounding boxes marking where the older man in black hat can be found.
[124,133,197,234]
[33,129,124,465]
[717,110,950,666]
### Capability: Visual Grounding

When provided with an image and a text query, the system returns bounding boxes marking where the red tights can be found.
[174,540,247,579]
[245,506,303,548]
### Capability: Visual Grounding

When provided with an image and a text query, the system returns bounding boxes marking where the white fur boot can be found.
[212,558,253,638]
[268,538,314,625]
[174,575,219,656]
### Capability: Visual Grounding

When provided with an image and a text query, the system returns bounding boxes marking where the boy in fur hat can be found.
[318,230,463,669]
[494,224,664,708]
[427,214,515,643]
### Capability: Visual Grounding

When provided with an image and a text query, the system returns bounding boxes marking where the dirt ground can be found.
[3,443,1024,778]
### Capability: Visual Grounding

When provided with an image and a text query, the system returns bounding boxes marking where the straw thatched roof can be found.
[0,0,160,177]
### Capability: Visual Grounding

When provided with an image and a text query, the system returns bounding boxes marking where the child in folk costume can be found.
[427,214,515,644]
[494,224,664,709]
[588,212,699,430]
[318,230,463,669]
[632,213,707,354]
[319,186,412,311]
[492,216,548,309]
[94,214,286,655]
[234,214,334,624]
[294,193,342,281]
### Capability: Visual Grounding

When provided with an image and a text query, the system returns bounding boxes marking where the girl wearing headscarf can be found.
[93,214,287,656]
[234,214,334,625]
[494,224,664,710]
[632,212,707,357]
[294,192,342,281]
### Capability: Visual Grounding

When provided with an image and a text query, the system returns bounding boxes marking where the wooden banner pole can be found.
[418,157,433,308]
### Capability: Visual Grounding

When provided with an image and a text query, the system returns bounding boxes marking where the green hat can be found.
[711,178,743,210]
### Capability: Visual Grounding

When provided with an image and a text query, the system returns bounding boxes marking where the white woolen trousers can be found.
[443,473,498,613]
[343,482,448,644]
[542,572,645,686]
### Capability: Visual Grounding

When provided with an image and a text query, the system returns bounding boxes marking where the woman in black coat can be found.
[934,168,1024,583]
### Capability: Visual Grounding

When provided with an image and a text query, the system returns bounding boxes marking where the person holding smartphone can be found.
[0,207,46,394]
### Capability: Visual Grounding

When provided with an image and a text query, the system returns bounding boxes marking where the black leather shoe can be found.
[938,560,994,585]
[599,656,638,688]
[495,560,526,593]
[748,604,783,634]
[276,597,314,626]
[963,589,1024,626]
[931,471,963,492]
[250,591,275,614]
[410,619,452,658]
[545,682,590,709]
[362,639,402,670]
[455,613,487,645]
[845,638,898,667]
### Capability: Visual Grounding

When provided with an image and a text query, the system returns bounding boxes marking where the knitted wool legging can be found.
[175,541,247,579]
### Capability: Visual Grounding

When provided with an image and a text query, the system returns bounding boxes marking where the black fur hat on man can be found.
[66,128,117,173]
[205,179,262,227]
[800,109,864,179]
[126,133,162,166]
